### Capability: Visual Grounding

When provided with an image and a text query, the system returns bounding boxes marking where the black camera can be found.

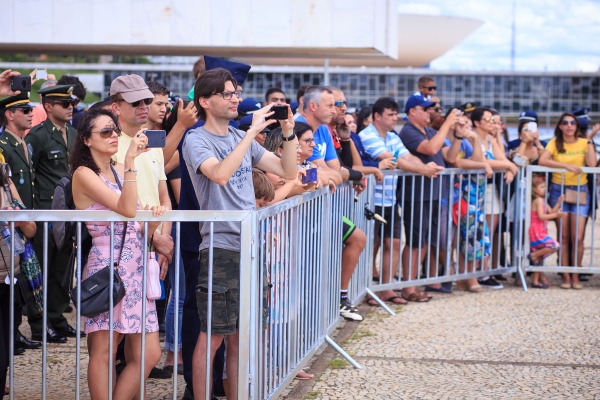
[271,105,288,120]
[10,76,31,92]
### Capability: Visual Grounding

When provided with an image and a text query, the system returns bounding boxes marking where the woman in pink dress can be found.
[71,109,166,399]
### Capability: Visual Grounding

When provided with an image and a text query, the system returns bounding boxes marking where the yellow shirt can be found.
[545,137,588,186]
[114,133,167,232]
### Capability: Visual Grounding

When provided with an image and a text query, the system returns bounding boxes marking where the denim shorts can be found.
[548,183,590,217]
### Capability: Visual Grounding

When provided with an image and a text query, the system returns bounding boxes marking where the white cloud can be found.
[400,0,600,71]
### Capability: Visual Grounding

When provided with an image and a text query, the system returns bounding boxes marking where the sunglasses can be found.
[560,120,577,126]
[10,107,33,115]
[426,86,437,91]
[52,100,80,108]
[334,100,347,107]
[118,98,153,107]
[91,125,122,138]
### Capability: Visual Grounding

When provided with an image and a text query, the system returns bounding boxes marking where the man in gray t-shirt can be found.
[182,68,298,399]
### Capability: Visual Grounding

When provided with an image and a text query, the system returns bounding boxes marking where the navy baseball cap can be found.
[518,110,538,122]
[404,94,435,114]
[238,98,261,115]
[204,56,251,86]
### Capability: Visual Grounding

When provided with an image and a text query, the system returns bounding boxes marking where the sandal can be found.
[401,292,430,303]
[383,295,408,305]
[531,283,548,289]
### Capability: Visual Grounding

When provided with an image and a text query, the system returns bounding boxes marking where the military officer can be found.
[25,84,81,343]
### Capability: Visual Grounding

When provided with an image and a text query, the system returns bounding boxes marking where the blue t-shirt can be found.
[295,115,338,162]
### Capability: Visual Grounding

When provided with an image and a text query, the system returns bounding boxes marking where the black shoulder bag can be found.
[69,165,127,318]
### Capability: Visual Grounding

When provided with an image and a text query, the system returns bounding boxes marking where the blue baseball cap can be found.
[519,110,538,122]
[238,98,261,115]
[404,94,435,114]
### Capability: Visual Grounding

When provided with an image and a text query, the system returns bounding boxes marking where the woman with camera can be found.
[539,113,597,289]
[70,108,166,398]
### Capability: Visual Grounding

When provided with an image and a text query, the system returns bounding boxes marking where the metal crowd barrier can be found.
[522,166,600,278]
[370,168,519,296]
[254,180,374,399]
[2,179,374,400]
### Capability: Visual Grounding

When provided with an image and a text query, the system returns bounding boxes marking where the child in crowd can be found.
[529,176,565,288]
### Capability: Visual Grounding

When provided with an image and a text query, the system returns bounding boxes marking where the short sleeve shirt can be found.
[545,137,589,186]
[182,125,266,251]
[295,115,338,162]
[358,124,408,207]
[399,122,447,201]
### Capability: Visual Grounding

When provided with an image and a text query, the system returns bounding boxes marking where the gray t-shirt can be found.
[182,125,266,251]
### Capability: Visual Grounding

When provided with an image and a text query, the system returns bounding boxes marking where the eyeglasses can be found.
[51,100,80,108]
[91,125,122,138]
[214,90,243,100]
[560,120,577,126]
[334,100,347,107]
[118,98,153,108]
[482,117,493,122]
[301,138,315,145]
[426,86,437,91]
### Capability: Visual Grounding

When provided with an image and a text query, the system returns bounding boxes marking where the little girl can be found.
[529,176,564,288]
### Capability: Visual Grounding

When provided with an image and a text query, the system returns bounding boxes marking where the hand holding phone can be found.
[10,76,31,92]
[301,168,318,184]
[270,105,288,120]
[36,69,48,80]
[144,130,166,148]
[526,122,537,133]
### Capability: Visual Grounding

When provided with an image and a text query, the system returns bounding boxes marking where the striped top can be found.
[358,124,408,207]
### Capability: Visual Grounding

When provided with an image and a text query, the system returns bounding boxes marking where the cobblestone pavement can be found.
[7,275,600,399]
[283,275,600,400]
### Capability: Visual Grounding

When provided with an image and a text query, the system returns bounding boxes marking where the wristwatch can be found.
[454,135,464,140]
[281,132,296,142]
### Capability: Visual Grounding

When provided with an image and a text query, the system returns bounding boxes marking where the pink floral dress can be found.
[83,175,158,334]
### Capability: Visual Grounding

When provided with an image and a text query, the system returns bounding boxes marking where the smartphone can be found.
[144,130,166,148]
[10,76,31,92]
[301,168,318,184]
[526,122,537,132]
[392,150,400,163]
[271,105,288,120]
[36,69,48,80]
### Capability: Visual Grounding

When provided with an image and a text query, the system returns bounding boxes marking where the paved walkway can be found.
[283,274,600,399]
[7,274,600,399]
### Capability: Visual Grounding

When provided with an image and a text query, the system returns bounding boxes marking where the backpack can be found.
[52,173,93,261]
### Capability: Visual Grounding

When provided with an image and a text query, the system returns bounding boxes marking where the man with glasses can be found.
[26,84,80,343]
[415,75,437,100]
[183,67,298,399]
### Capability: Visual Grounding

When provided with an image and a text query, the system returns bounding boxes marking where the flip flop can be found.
[402,292,430,303]
[384,296,408,305]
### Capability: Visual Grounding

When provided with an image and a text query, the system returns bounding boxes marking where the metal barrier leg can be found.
[364,288,395,316]
[324,335,362,369]
[516,265,528,292]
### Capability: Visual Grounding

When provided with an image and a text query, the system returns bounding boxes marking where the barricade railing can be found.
[253,178,374,399]
[522,166,600,278]
[370,168,518,296]
[3,209,254,400]
[3,179,374,400]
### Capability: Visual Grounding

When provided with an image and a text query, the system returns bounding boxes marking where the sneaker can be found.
[493,274,507,281]
[478,276,504,289]
[340,298,363,321]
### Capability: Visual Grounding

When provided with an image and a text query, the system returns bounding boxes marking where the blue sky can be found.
[400,0,600,71]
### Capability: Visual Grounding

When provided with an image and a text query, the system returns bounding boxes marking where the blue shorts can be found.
[548,183,590,217]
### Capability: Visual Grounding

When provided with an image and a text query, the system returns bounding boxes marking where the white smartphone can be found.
[36,69,48,80]
[526,122,537,132]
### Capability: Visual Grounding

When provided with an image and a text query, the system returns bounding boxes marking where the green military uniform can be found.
[24,85,78,336]
[0,130,34,209]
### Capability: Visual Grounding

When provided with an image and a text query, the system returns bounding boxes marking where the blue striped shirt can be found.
[358,124,408,207]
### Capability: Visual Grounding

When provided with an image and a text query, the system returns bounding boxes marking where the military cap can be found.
[238,98,261,115]
[0,92,32,110]
[204,56,251,86]
[459,102,477,113]
[38,84,77,100]
[573,107,590,118]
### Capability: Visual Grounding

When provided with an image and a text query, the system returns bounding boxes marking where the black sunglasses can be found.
[10,107,33,115]
[118,98,153,107]
[52,100,80,108]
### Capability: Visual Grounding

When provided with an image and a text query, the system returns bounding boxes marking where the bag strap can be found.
[110,163,128,266]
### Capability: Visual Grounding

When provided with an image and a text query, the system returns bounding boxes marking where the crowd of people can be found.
[1,61,600,399]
